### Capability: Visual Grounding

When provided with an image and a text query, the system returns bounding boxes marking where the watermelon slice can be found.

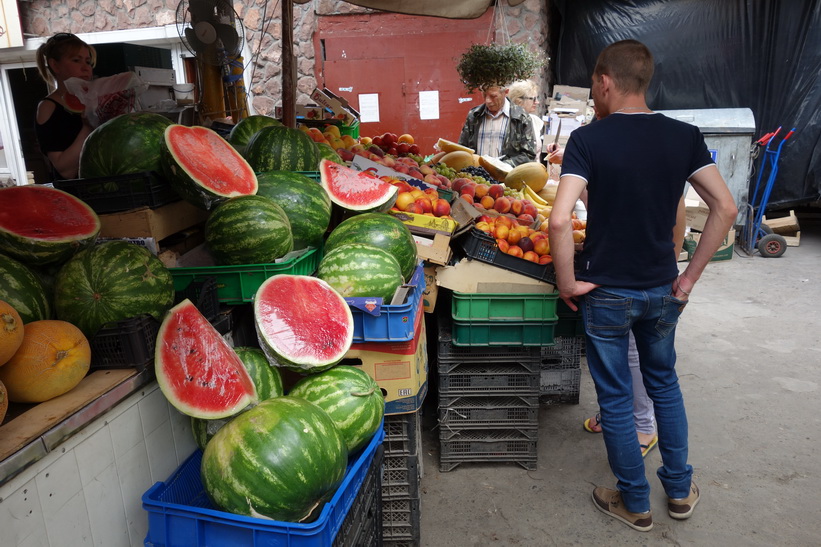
[64,93,85,113]
[161,124,258,211]
[155,299,257,419]
[254,275,354,374]
[319,158,398,213]
[0,185,100,266]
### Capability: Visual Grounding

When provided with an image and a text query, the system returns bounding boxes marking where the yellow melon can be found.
[0,320,91,403]
[538,182,559,205]
[0,300,24,366]
[505,162,549,192]
[439,151,476,171]
[478,155,512,182]
[436,138,475,154]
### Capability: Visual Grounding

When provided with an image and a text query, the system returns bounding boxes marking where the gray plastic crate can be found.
[438,363,540,396]
[539,367,581,405]
[438,323,541,367]
[381,452,420,501]
[540,335,584,369]
[438,395,539,430]
[439,429,538,472]
[333,445,383,547]
[382,497,421,544]
[383,412,421,457]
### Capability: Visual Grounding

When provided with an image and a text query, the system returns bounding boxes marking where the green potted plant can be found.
[456,42,546,93]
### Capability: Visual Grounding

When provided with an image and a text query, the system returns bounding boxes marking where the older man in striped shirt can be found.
[458,85,536,167]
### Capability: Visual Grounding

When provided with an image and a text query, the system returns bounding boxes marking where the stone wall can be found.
[18,0,549,116]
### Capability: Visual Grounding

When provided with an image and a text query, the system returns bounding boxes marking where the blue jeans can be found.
[582,284,693,513]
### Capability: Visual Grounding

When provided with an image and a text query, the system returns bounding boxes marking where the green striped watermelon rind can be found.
[316,242,404,301]
[190,346,284,450]
[0,253,52,323]
[254,274,354,374]
[155,299,258,420]
[255,170,332,251]
[288,365,385,453]
[205,195,294,266]
[319,159,398,213]
[324,212,418,281]
[201,396,348,522]
[54,240,175,337]
[228,115,283,153]
[0,186,101,267]
[244,126,321,172]
[162,125,259,211]
[79,111,173,179]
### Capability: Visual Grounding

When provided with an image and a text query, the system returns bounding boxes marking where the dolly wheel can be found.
[758,233,787,258]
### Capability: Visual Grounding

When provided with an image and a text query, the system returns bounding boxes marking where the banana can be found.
[524,184,549,205]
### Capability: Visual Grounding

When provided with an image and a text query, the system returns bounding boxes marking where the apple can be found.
[372,135,383,146]
[409,144,420,155]
[396,142,411,155]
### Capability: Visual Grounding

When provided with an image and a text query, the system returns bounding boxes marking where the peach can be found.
[360,136,372,146]
[460,184,476,199]
[478,214,493,224]
[488,184,505,199]
[523,202,539,218]
[572,230,586,244]
[433,199,451,217]
[419,164,435,176]
[507,245,524,258]
[493,196,512,214]
[475,221,491,233]
[496,239,510,253]
[460,194,474,204]
[510,199,524,216]
[336,148,355,162]
[517,213,535,225]
[539,254,553,265]
[451,178,473,193]
[473,202,486,211]
[408,169,425,180]
[523,251,540,263]
[424,173,441,186]
[480,195,496,209]
[533,238,550,256]
[507,229,522,245]
[396,192,416,211]
[495,215,514,229]
[415,197,433,214]
[405,202,424,214]
[494,224,510,240]
[393,164,410,174]
[474,184,490,199]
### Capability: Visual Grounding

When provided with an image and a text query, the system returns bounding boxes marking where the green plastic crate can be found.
[451,319,558,347]
[452,291,559,322]
[170,247,321,305]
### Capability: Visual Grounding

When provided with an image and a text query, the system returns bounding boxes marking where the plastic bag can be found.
[65,72,148,127]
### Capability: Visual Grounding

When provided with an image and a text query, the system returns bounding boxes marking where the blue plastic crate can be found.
[142,422,385,547]
[350,262,424,343]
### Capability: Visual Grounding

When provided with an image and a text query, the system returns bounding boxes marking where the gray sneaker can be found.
[592,487,653,532]
[668,481,700,519]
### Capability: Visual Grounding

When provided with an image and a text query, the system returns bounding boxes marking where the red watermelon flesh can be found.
[254,275,354,373]
[64,93,85,113]
[155,299,257,419]
[319,159,398,212]
[0,185,101,265]
[163,125,258,210]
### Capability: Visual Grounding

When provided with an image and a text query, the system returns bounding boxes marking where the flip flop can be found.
[584,413,602,433]
[641,435,658,458]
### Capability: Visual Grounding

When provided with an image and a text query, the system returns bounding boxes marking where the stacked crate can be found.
[437,308,543,472]
[539,335,584,404]
[381,412,423,546]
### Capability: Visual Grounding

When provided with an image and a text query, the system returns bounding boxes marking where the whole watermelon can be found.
[244,126,321,172]
[315,142,344,164]
[255,171,331,250]
[201,396,348,522]
[205,195,294,265]
[54,241,175,337]
[191,346,284,450]
[289,365,384,453]
[317,242,404,301]
[79,112,173,178]
[228,115,282,154]
[325,212,418,281]
[0,253,52,323]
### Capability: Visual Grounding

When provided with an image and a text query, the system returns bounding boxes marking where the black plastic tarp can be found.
[552,0,821,210]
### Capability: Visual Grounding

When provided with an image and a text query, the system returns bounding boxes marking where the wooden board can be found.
[0,369,137,462]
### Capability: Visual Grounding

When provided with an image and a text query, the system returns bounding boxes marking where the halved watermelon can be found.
[0,186,100,266]
[319,159,398,213]
[254,275,354,374]
[155,299,257,419]
[161,125,258,211]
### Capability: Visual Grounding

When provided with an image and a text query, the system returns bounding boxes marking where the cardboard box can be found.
[683,228,735,262]
[422,263,439,313]
[436,259,556,293]
[762,209,800,234]
[387,210,458,237]
[310,88,360,126]
[343,308,428,415]
[98,200,208,240]
[413,232,452,266]
[685,198,710,232]
[551,85,590,103]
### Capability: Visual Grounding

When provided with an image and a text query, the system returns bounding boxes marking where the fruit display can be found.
[0,320,90,403]
[317,242,405,301]
[155,299,257,420]
[255,171,332,250]
[244,125,321,172]
[200,396,348,522]
[319,158,398,213]
[228,114,282,154]
[388,179,453,218]
[288,365,385,453]
[205,195,294,266]
[0,185,101,266]
[162,124,258,211]
[54,240,175,337]
[324,212,418,281]
[299,123,360,157]
[0,253,52,324]
[504,161,550,192]
[0,300,24,366]
[79,111,173,178]
[473,214,555,264]
[254,275,354,374]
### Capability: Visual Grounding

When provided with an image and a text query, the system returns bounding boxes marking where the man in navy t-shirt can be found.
[549,39,737,532]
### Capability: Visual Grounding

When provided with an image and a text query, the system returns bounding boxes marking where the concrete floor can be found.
[418,211,821,546]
